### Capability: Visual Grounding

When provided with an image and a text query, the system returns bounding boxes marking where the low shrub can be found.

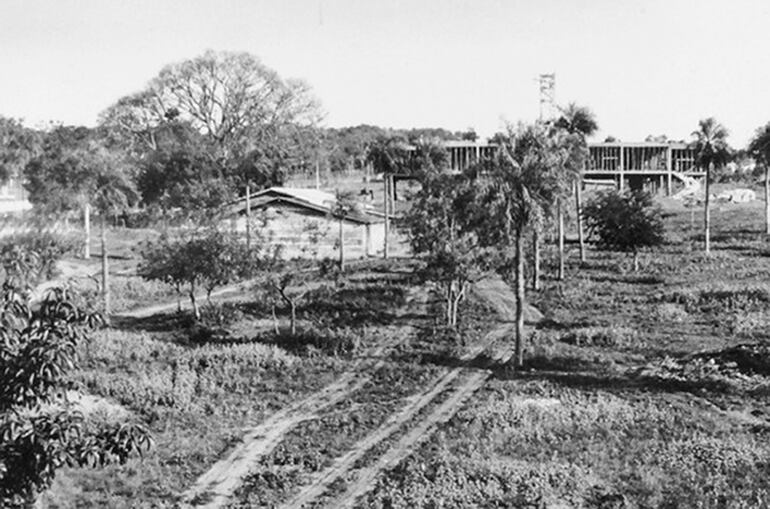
[560,326,635,347]
[653,303,688,323]
[257,326,361,357]
[661,284,770,314]
[108,276,181,313]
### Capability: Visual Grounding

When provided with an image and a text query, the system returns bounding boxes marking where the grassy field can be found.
[360,197,770,508]
[39,189,770,507]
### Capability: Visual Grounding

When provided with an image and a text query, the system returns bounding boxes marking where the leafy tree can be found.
[100,50,321,174]
[0,116,40,185]
[0,247,151,507]
[138,143,231,217]
[468,123,570,367]
[403,168,490,327]
[690,117,731,254]
[139,228,261,319]
[23,126,93,215]
[583,189,665,271]
[0,232,74,291]
[748,122,770,234]
[265,270,312,336]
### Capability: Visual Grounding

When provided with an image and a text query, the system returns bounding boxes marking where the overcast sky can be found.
[1,0,768,146]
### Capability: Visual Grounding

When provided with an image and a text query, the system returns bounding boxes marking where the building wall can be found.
[0,176,32,214]
[224,204,386,260]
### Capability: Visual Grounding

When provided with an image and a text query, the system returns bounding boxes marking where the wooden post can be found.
[100,214,110,320]
[532,229,540,291]
[83,202,90,259]
[704,166,711,254]
[558,200,565,280]
[666,146,673,196]
[338,216,345,269]
[383,175,389,259]
[245,183,251,248]
[575,178,586,263]
[365,223,372,257]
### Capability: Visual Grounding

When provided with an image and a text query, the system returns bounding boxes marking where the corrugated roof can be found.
[225,187,383,225]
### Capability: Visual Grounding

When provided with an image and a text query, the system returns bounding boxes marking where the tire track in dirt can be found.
[179,284,428,508]
[332,370,491,509]
[179,372,367,507]
[279,323,513,509]
[278,278,519,509]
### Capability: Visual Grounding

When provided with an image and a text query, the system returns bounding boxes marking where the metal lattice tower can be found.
[538,73,556,121]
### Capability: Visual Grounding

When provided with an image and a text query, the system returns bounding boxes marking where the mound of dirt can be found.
[471,278,543,324]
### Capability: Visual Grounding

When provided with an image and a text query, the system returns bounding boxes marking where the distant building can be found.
[221,187,386,260]
[586,141,703,194]
[439,140,704,196]
[0,176,32,214]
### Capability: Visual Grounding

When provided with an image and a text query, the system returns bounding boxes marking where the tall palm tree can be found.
[554,103,598,267]
[471,123,569,368]
[748,122,770,234]
[690,118,731,254]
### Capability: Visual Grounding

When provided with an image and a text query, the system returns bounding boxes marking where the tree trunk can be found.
[558,201,565,280]
[290,301,297,335]
[100,214,110,319]
[765,165,769,234]
[383,175,389,259]
[445,283,453,326]
[532,229,540,291]
[83,203,90,259]
[189,286,200,320]
[315,160,321,190]
[245,183,251,249]
[338,217,345,270]
[575,179,586,263]
[704,168,711,254]
[452,283,464,328]
[515,229,525,369]
[633,251,640,272]
[271,305,279,334]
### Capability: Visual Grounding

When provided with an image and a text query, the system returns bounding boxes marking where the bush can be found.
[0,231,75,286]
[258,326,361,357]
[560,326,635,347]
[583,189,665,269]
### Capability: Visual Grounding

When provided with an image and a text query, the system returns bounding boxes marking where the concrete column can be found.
[618,146,625,191]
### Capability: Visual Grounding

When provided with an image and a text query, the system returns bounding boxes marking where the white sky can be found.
[1,0,768,147]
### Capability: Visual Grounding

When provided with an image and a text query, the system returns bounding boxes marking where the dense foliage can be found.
[583,189,665,269]
[0,244,151,507]
[139,228,265,319]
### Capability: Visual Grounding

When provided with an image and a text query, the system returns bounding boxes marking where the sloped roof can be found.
[225,187,383,225]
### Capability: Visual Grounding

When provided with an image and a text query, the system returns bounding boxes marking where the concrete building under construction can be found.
[441,140,703,195]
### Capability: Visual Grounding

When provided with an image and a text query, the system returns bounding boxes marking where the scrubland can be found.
[45,198,770,508]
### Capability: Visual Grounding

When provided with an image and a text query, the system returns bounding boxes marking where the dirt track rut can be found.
[276,279,518,509]
[178,285,426,508]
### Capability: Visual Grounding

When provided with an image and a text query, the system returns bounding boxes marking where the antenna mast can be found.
[538,73,556,122]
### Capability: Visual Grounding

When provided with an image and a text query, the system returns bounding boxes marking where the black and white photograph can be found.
[2,1,770,507]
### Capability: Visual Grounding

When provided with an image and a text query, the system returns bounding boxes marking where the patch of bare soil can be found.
[179,283,429,508]
[272,277,525,509]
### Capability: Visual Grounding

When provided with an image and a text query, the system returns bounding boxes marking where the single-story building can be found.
[221,187,386,260]
[0,176,32,215]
